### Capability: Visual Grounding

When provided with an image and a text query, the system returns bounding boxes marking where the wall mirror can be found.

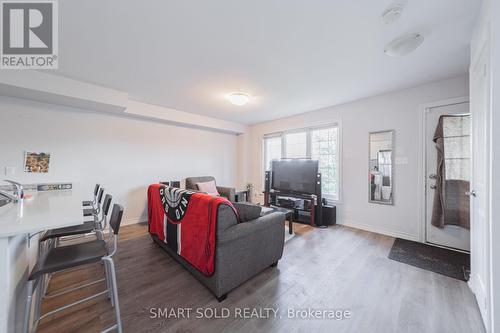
[369,130,394,205]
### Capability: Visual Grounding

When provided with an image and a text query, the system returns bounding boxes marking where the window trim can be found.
[261,122,341,203]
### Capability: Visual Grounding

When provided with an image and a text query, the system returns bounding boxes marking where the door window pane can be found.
[443,116,470,180]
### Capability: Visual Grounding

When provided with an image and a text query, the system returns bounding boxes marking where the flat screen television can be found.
[271,159,319,194]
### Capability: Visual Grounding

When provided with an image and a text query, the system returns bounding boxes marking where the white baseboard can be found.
[122,217,419,242]
[340,220,419,242]
[122,217,146,226]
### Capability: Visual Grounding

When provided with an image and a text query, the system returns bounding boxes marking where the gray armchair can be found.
[185,176,236,202]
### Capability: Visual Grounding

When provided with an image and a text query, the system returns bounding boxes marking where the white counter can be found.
[0,184,85,332]
[0,185,84,238]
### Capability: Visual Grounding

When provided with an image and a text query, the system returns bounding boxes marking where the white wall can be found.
[0,96,239,224]
[238,75,469,241]
[0,94,239,332]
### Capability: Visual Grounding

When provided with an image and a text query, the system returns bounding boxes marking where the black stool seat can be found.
[40,222,96,242]
[82,200,93,206]
[30,240,107,280]
[83,208,95,217]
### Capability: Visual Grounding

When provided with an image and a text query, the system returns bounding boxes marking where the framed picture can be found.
[24,152,51,173]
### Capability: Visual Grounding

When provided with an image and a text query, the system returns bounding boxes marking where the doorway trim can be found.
[418,96,470,249]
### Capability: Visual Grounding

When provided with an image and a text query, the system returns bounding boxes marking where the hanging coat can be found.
[431,115,470,229]
[431,116,446,228]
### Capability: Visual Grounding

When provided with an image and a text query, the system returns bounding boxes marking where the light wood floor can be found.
[37,222,485,333]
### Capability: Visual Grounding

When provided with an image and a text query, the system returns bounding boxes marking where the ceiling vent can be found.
[381,1,407,24]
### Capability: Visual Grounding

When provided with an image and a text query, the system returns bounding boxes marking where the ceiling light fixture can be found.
[381,1,407,24]
[384,33,424,57]
[226,92,251,106]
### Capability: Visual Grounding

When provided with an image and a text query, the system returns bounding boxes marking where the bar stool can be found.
[33,186,106,259]
[83,187,105,218]
[82,183,101,207]
[37,194,113,314]
[24,204,124,333]
[40,194,112,247]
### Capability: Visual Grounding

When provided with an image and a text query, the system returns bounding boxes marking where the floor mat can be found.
[388,238,470,281]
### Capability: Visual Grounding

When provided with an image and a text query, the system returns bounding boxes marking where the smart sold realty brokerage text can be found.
[149,307,352,320]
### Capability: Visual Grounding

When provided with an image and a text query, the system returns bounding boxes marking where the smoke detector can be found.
[384,33,424,57]
[381,1,407,24]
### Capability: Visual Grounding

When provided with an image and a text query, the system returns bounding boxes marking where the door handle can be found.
[466,190,477,197]
[429,174,437,179]
[430,184,437,190]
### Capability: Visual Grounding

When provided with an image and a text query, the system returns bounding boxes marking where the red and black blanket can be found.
[148,184,236,276]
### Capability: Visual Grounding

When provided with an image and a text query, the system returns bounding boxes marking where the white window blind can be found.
[284,131,307,158]
[263,135,282,171]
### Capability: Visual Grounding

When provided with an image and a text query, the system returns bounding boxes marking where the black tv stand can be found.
[263,170,323,227]
[264,190,319,227]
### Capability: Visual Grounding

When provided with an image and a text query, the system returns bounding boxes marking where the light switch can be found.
[5,166,16,176]
[395,157,408,165]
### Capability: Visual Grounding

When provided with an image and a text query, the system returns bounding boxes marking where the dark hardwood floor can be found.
[37,222,484,333]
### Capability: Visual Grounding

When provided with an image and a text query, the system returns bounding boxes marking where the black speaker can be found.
[321,205,336,226]
[314,173,323,226]
[315,173,322,195]
[264,171,271,192]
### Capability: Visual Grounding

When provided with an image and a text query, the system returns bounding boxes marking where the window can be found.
[284,131,307,158]
[263,135,282,171]
[442,115,470,181]
[311,127,339,200]
[262,124,340,201]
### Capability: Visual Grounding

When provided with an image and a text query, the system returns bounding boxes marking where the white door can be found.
[469,37,490,326]
[425,102,470,251]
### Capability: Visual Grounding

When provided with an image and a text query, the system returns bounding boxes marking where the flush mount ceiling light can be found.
[381,1,407,24]
[226,92,251,106]
[384,33,424,57]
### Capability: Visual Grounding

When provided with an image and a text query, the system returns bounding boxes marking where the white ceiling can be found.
[53,0,480,124]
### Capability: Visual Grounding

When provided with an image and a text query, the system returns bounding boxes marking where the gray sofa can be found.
[151,204,285,301]
[185,176,236,202]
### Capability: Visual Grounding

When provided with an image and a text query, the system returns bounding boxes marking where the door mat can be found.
[388,238,470,281]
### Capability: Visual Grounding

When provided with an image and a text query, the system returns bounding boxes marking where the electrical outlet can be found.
[4,166,15,176]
